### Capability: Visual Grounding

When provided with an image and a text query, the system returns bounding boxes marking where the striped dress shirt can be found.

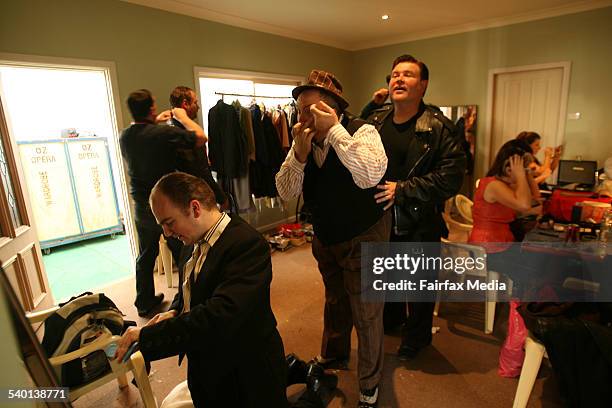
[275,122,387,201]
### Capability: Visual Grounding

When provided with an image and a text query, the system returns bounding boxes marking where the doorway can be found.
[0,57,135,304]
[484,62,571,180]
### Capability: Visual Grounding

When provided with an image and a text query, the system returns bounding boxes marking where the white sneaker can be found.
[358,385,378,407]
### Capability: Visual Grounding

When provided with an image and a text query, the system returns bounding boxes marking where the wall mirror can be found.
[440,105,477,197]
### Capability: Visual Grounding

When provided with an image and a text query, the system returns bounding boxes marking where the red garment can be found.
[469,176,515,252]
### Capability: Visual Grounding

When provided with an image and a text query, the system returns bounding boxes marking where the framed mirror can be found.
[440,105,477,197]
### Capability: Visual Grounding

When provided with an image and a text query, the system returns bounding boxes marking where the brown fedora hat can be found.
[292,69,349,111]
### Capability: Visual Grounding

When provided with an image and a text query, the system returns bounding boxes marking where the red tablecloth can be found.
[545,189,611,222]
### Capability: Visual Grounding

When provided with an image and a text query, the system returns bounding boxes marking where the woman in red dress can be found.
[470,139,544,287]
[469,139,541,377]
[470,139,534,252]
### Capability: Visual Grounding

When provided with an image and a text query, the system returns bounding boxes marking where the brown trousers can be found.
[311,211,391,390]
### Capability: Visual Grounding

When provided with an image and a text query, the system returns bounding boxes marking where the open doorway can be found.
[0,59,135,303]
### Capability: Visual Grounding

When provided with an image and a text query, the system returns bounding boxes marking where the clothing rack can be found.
[215,92,292,100]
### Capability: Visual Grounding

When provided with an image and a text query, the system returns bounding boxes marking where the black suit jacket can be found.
[208,100,248,178]
[139,215,286,407]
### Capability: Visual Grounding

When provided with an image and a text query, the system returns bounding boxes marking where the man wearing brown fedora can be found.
[276,70,390,408]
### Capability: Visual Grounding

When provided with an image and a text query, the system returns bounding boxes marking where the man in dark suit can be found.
[120,89,207,317]
[116,172,335,408]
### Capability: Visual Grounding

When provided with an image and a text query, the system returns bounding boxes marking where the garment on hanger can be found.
[223,100,255,212]
[272,108,290,151]
[232,100,256,162]
[249,104,284,198]
[208,99,247,179]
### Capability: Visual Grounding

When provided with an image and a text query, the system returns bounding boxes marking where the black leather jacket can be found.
[367,104,466,240]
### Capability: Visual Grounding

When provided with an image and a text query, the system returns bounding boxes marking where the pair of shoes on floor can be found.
[358,385,379,407]
[137,293,164,317]
[313,354,350,370]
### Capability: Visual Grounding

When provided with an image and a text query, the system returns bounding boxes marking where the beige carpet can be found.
[73,243,563,408]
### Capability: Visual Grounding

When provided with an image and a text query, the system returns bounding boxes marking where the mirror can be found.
[440,105,477,197]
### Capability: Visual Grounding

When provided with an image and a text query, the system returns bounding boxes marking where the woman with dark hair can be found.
[470,139,539,248]
[516,131,562,185]
[469,139,543,377]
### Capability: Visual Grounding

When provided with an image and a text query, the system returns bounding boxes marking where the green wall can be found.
[0,0,610,179]
[351,7,612,178]
[0,0,352,126]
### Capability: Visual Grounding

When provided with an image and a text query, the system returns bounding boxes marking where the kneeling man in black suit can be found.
[116,172,335,408]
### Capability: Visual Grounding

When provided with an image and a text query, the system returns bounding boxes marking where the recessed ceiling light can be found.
[381,15,389,20]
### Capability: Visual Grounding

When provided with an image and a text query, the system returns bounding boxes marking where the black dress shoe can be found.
[137,293,164,317]
[286,353,308,385]
[397,343,420,361]
[306,362,338,406]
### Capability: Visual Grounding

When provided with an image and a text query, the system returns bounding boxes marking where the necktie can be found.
[181,242,209,314]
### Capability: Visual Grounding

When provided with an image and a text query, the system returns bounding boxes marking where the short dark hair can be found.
[127,89,153,122]
[391,54,429,81]
[385,74,391,84]
[516,131,541,151]
[170,86,194,108]
[487,139,532,177]
[151,172,216,212]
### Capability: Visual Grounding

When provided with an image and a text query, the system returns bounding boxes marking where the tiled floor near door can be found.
[42,234,132,302]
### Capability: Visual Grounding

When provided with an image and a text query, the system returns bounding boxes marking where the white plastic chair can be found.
[27,307,158,407]
[455,194,474,224]
[436,241,508,334]
[512,333,547,408]
[442,197,473,243]
[158,234,174,288]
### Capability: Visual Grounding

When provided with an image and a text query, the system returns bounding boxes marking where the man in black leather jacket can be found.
[366,54,466,360]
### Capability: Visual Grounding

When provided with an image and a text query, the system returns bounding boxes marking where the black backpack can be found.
[41,292,126,387]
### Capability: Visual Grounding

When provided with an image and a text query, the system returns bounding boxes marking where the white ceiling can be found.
[121,0,612,50]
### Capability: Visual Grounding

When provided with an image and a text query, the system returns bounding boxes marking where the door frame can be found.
[0,52,137,266]
[483,61,571,176]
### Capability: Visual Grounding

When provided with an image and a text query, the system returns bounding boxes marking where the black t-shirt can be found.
[119,123,196,206]
[380,105,425,182]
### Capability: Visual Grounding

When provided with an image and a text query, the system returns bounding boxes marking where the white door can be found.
[486,63,570,170]
[0,98,54,312]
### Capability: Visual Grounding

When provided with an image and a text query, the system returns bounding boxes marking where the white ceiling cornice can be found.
[120,0,351,50]
[354,0,612,51]
[120,0,612,51]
